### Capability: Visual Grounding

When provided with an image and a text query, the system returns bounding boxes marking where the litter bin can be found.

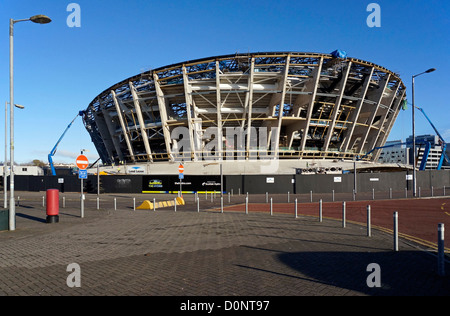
[0,208,9,231]
[46,189,59,223]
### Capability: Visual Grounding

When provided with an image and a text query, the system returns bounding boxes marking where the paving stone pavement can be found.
[0,192,449,298]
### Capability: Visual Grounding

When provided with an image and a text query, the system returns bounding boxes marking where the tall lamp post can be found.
[9,14,51,231]
[412,68,436,197]
[4,102,24,209]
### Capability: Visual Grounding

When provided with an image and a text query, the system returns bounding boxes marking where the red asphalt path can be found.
[223,197,450,250]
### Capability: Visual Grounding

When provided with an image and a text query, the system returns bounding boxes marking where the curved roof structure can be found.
[82,52,406,165]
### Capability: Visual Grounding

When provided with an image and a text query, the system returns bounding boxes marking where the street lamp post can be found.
[411,68,436,197]
[4,102,6,209]
[9,14,51,231]
[4,102,24,209]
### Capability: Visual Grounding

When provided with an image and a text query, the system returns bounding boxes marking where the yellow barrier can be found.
[137,197,185,210]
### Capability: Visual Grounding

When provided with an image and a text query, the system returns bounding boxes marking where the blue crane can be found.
[48,113,81,176]
[359,140,422,164]
[360,107,449,170]
[415,106,449,170]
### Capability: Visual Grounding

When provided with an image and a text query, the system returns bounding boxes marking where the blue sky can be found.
[0,0,449,164]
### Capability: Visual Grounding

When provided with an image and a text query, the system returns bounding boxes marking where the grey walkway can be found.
[0,192,449,297]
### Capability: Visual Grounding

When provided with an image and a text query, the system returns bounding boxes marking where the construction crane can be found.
[415,106,449,170]
[359,140,422,164]
[48,113,81,176]
[361,107,449,170]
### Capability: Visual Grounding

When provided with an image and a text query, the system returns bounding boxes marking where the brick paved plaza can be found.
[0,192,449,298]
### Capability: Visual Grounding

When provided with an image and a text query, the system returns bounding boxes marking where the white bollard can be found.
[295,198,298,218]
[438,223,445,276]
[319,199,323,223]
[342,201,346,228]
[393,211,399,251]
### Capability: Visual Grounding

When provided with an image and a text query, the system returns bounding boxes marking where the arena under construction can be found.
[82,51,406,175]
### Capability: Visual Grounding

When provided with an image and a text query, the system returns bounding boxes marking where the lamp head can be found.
[425,68,436,73]
[30,15,52,24]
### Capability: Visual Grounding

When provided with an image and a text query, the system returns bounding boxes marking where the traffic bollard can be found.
[319,199,323,222]
[342,201,346,228]
[394,211,399,251]
[438,223,445,276]
[295,198,298,218]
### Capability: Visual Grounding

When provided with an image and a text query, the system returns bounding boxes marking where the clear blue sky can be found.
[1,0,449,164]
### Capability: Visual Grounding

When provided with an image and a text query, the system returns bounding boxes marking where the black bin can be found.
[0,208,9,231]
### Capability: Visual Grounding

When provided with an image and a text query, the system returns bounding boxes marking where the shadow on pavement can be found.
[237,248,450,295]
[16,212,46,224]
[276,250,450,295]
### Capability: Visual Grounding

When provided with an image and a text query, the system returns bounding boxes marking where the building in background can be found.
[378,134,449,170]
[377,140,408,164]
[406,134,445,170]
[0,165,44,176]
